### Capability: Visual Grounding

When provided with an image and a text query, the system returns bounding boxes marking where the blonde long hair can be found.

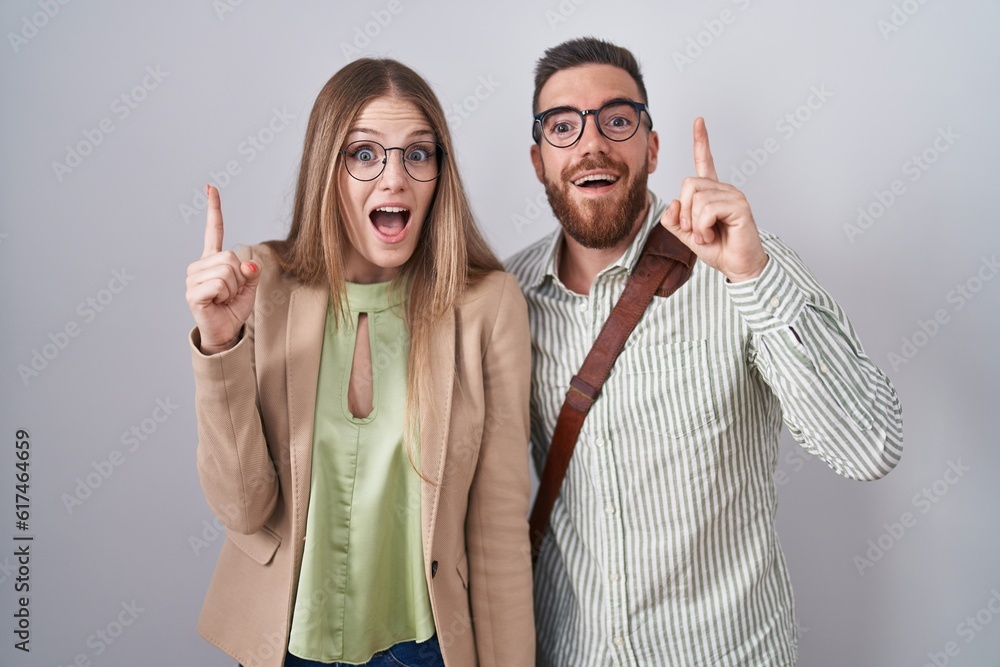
[267,58,501,446]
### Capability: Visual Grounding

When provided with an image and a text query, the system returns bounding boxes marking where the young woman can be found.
[185,59,535,667]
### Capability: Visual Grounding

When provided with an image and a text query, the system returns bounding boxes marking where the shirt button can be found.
[613,636,624,647]
[819,363,829,374]
[769,297,781,310]
[605,505,616,515]
[610,572,620,582]
[578,301,589,312]
[594,437,606,448]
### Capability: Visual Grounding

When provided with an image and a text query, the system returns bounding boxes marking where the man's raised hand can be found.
[184,185,260,354]
[659,117,769,283]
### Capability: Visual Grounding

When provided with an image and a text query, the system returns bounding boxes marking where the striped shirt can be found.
[504,192,903,667]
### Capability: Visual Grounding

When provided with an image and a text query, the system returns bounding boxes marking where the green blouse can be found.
[287,281,434,664]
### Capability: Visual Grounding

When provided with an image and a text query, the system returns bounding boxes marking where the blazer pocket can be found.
[456,552,469,589]
[227,524,281,565]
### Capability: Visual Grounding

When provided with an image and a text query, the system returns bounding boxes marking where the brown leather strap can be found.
[529,224,695,563]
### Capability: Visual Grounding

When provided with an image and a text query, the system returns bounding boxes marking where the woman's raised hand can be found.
[185,185,261,354]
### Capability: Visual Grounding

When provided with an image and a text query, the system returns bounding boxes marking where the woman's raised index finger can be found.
[693,117,719,181]
[202,184,224,258]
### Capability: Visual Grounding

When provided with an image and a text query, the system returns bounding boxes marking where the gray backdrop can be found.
[2,1,998,665]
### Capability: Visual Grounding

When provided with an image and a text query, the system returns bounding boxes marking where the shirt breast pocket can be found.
[623,339,719,439]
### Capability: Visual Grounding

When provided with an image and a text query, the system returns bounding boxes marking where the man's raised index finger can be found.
[693,117,719,181]
[202,184,224,258]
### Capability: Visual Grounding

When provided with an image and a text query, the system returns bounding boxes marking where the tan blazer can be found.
[190,243,535,667]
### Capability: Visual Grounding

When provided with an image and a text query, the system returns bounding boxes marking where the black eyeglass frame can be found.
[532,99,653,147]
[338,140,448,182]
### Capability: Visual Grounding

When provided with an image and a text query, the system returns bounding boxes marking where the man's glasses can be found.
[532,100,652,148]
[339,140,446,182]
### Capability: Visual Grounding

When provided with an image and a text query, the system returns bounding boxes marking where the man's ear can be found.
[646,129,660,174]
[530,143,545,183]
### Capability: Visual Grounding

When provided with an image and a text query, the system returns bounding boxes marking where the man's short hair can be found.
[533,36,648,114]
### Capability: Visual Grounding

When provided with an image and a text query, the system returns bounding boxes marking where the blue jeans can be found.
[278,635,445,667]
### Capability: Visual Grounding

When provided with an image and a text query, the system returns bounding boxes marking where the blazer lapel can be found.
[420,308,456,562]
[285,283,328,539]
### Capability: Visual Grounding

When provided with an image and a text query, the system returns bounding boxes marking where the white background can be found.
[1,1,998,665]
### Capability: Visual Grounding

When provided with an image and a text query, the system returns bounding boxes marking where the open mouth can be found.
[572,173,620,189]
[369,206,411,242]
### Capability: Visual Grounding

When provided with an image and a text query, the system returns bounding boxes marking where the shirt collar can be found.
[532,190,669,290]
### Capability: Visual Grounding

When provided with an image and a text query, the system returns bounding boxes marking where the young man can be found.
[505,37,903,666]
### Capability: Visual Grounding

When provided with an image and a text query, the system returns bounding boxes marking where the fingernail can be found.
[248,263,257,273]
[205,183,210,195]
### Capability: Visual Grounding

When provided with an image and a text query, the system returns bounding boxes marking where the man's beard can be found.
[543,155,648,250]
